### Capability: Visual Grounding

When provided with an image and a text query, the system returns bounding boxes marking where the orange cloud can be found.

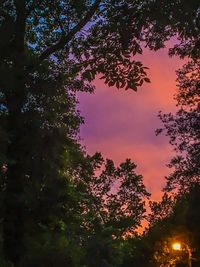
[78,46,183,200]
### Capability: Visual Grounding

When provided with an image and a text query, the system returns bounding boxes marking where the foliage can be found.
[0,1,152,265]
[148,184,200,266]
[117,235,152,267]
[0,61,85,266]
[78,155,150,235]
[0,0,152,93]
[157,60,200,193]
[68,153,150,266]
[119,184,200,267]
[148,193,174,226]
[0,58,149,266]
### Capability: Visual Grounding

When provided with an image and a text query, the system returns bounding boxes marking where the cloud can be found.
[78,46,183,200]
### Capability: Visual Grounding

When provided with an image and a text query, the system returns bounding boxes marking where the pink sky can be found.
[78,47,184,201]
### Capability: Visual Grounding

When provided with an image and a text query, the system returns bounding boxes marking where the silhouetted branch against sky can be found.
[39,0,101,61]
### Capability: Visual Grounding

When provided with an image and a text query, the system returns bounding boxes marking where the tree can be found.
[150,184,200,267]
[117,235,152,267]
[148,193,174,226]
[69,153,150,266]
[0,0,155,263]
[0,60,149,265]
[122,184,200,267]
[0,61,87,266]
[157,60,200,193]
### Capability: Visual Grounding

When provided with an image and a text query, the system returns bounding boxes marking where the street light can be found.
[172,242,181,251]
[172,241,192,267]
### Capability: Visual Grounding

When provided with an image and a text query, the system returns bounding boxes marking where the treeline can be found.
[0,1,199,266]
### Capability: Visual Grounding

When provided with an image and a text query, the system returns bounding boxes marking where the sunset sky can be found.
[78,45,184,201]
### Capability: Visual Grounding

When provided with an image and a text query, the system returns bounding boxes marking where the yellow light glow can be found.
[172,242,182,251]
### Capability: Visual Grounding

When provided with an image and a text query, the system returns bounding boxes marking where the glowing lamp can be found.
[172,242,182,251]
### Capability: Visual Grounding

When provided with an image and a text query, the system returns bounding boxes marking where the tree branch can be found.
[39,0,101,61]
[14,0,26,47]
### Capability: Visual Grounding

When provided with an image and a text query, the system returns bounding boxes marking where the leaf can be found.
[128,83,137,91]
[120,80,126,88]
[105,77,110,84]
[108,80,115,87]
[123,53,131,58]
[116,81,120,89]
[139,79,144,86]
[144,77,151,83]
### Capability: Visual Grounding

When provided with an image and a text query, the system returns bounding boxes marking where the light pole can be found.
[172,242,192,267]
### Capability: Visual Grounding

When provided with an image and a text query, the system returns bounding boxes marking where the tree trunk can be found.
[3,1,26,265]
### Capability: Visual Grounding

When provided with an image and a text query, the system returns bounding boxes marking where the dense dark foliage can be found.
[158,60,200,194]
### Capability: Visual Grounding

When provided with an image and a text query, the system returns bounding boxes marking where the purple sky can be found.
[78,46,184,201]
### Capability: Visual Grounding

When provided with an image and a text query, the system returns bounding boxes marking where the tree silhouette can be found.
[157,60,200,193]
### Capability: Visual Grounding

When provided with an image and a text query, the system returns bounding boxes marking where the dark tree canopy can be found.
[157,60,200,193]
[0,0,199,93]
